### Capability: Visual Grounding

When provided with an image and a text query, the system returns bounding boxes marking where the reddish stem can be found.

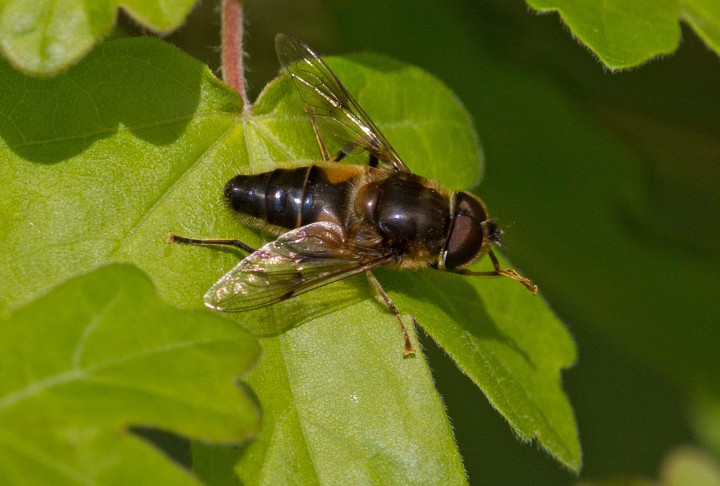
[221,0,248,109]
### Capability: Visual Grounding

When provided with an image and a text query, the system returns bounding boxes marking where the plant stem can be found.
[221,0,249,110]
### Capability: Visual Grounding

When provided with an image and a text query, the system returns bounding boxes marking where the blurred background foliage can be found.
[127,0,719,483]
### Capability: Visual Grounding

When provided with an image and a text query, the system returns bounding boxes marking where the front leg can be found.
[447,249,538,294]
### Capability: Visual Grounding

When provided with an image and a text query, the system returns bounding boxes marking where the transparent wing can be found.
[205,222,392,311]
[275,33,410,172]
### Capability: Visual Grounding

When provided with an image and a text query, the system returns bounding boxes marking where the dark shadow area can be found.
[131,386,260,483]
[131,427,191,468]
[423,320,695,484]
[131,385,260,481]
[235,273,372,336]
[0,38,206,164]
[377,266,535,369]
[192,442,244,485]
[117,7,222,80]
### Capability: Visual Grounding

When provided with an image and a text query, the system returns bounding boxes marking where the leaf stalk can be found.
[221,0,249,110]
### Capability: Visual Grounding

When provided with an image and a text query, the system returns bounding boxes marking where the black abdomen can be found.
[224,166,355,229]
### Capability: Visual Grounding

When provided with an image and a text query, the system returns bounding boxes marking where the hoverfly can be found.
[169,33,536,356]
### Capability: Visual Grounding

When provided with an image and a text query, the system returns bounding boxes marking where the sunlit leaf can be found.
[527,0,720,67]
[682,0,720,55]
[334,0,720,481]
[0,36,579,479]
[0,0,198,76]
[0,264,260,484]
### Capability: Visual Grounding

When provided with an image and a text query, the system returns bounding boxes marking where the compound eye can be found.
[443,193,488,269]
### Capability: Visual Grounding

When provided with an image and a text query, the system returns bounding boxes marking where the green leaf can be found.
[0,0,198,76]
[482,3,720,389]
[0,264,261,484]
[526,0,681,69]
[526,0,720,68]
[527,0,720,68]
[231,306,469,484]
[382,256,579,469]
[682,0,720,54]
[0,36,579,478]
[332,0,720,480]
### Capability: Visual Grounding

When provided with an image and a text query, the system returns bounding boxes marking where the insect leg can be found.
[330,151,347,162]
[304,107,375,166]
[449,249,538,293]
[364,270,416,356]
[167,233,256,253]
[332,147,379,166]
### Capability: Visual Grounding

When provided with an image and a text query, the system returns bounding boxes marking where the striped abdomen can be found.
[223,165,362,230]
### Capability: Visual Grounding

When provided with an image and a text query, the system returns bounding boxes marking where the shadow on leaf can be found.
[377,267,535,369]
[231,275,372,337]
[0,38,209,164]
